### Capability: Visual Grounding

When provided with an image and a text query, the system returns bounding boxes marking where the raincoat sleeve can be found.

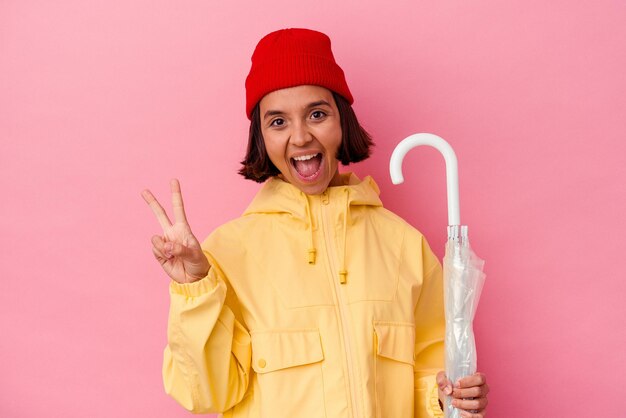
[162,233,252,414]
[406,231,446,417]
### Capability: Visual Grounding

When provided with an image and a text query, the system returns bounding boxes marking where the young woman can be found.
[142,28,489,418]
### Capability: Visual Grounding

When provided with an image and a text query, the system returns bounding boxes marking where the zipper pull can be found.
[339,269,347,284]
[321,190,329,205]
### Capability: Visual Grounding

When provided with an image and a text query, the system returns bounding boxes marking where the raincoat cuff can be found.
[429,384,445,417]
[415,374,444,417]
[169,274,217,297]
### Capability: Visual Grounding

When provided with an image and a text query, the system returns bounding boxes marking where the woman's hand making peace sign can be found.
[142,179,210,284]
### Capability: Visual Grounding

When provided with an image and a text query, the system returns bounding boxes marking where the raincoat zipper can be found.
[319,191,363,418]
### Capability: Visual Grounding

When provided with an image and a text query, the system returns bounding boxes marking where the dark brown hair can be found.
[238,92,374,182]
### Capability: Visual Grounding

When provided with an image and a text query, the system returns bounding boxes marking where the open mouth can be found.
[291,153,323,180]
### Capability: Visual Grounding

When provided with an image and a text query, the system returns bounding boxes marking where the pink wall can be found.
[2,0,625,416]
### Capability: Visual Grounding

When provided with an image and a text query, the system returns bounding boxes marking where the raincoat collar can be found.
[243,172,383,218]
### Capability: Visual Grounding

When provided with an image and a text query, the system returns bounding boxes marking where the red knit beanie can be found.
[245,28,354,120]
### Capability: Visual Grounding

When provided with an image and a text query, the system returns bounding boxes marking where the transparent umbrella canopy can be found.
[390,133,486,418]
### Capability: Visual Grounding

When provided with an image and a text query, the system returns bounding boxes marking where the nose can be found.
[289,121,313,147]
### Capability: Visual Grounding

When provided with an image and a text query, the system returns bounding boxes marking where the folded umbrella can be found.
[390,133,486,418]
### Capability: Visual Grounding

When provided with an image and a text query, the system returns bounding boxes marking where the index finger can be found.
[457,372,487,389]
[170,179,188,224]
[142,189,172,231]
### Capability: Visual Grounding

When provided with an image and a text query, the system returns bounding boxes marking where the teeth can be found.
[292,153,319,161]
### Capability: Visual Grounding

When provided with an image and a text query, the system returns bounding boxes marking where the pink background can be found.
[2,0,625,416]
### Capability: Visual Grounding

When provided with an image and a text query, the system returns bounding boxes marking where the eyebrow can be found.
[263,100,332,120]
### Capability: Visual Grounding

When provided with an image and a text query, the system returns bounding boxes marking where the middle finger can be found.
[453,385,488,399]
[170,179,188,224]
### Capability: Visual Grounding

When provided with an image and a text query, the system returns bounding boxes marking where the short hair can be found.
[239,92,374,182]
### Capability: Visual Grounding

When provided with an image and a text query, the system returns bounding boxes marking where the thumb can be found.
[436,371,453,396]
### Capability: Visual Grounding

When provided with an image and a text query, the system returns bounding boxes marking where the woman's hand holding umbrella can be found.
[142,179,210,284]
[437,371,489,417]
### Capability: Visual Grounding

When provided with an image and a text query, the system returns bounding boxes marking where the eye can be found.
[310,110,326,120]
[269,118,285,127]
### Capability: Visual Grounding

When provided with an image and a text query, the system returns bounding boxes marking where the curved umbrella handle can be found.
[389,133,460,226]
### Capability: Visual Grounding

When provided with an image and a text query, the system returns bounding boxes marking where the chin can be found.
[289,180,326,195]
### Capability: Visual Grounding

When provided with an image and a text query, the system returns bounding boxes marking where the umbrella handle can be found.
[389,133,460,226]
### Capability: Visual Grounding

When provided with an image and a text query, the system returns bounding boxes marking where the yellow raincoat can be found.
[163,173,445,417]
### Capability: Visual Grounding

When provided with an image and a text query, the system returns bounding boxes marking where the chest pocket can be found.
[251,329,327,418]
[373,322,415,418]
